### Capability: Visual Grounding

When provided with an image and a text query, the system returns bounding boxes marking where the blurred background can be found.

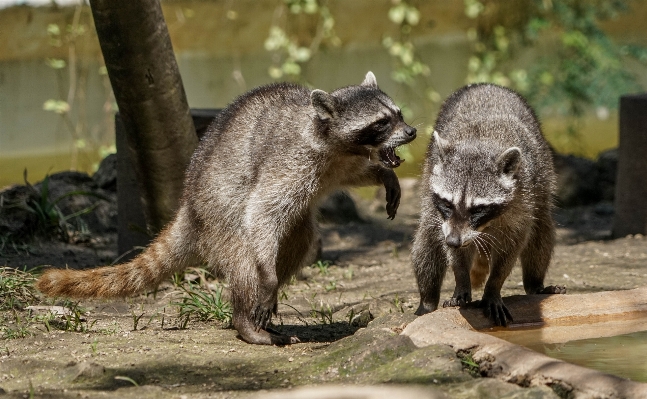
[1,0,646,188]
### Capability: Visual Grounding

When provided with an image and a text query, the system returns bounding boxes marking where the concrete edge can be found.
[402,287,647,398]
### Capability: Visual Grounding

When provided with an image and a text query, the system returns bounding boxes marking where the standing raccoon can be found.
[37,72,417,345]
[412,83,565,326]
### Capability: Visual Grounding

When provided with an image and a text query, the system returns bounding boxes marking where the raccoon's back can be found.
[435,84,542,144]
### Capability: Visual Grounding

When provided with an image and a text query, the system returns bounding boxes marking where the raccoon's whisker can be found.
[473,236,491,265]
[480,231,504,250]
[477,233,504,256]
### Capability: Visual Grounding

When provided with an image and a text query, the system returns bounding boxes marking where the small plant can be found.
[173,281,232,328]
[0,267,40,311]
[50,301,95,333]
[312,260,332,276]
[324,280,337,292]
[344,267,354,280]
[309,300,333,324]
[392,294,405,313]
[458,351,481,377]
[130,310,145,331]
[90,338,98,355]
[1,324,32,340]
[19,170,108,242]
[114,375,139,387]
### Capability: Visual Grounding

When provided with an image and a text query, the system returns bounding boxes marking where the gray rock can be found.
[554,153,601,207]
[445,379,559,399]
[0,184,38,240]
[93,153,117,191]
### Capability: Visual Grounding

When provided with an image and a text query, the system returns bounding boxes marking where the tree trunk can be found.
[90,0,198,234]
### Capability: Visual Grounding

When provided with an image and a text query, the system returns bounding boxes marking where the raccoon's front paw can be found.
[252,304,273,331]
[537,285,567,295]
[477,294,513,327]
[382,171,401,220]
[442,292,472,307]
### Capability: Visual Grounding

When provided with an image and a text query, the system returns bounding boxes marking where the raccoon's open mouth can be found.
[379,147,403,168]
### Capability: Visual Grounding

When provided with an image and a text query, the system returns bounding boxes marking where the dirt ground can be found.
[1,178,646,398]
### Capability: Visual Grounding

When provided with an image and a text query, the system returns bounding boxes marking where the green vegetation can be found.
[265,0,646,147]
[0,266,39,311]
[172,269,233,328]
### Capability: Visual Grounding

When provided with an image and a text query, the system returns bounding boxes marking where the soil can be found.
[1,178,646,398]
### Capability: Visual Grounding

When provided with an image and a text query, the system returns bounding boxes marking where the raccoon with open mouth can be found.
[37,72,417,345]
[412,83,565,326]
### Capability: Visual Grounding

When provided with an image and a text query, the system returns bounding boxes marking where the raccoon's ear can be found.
[361,71,378,88]
[433,130,449,160]
[311,89,337,121]
[496,147,522,176]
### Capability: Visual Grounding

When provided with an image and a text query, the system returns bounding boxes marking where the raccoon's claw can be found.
[478,295,513,327]
[442,292,472,307]
[252,305,273,331]
[537,285,567,295]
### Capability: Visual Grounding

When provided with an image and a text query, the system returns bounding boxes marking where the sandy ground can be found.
[1,179,646,398]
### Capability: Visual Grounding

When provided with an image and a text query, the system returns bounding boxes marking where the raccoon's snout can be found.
[444,230,473,248]
[404,126,417,138]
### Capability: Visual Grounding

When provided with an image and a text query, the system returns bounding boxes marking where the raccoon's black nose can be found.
[446,235,461,248]
[405,126,417,137]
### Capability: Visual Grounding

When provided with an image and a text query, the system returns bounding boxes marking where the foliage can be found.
[265,0,340,81]
[261,0,645,143]
[20,171,108,242]
[463,0,645,138]
[42,4,116,171]
[0,267,40,311]
[312,259,332,275]
[172,271,233,328]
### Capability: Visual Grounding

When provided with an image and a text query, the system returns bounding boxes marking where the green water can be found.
[524,330,647,382]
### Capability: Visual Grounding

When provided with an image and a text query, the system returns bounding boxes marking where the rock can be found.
[35,171,117,236]
[318,191,363,224]
[258,385,449,399]
[0,184,39,240]
[553,153,601,207]
[445,379,559,399]
[553,149,618,208]
[596,148,617,202]
[66,361,106,381]
[93,153,117,191]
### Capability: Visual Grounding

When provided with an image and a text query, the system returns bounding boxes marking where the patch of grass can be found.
[309,300,334,324]
[457,350,481,377]
[312,260,332,276]
[173,280,232,328]
[392,294,405,313]
[21,170,109,242]
[1,323,32,339]
[47,301,95,332]
[0,266,40,311]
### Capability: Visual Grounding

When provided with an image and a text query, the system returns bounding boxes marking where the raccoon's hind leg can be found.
[230,218,315,345]
[520,211,566,295]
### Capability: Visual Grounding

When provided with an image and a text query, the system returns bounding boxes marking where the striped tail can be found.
[36,226,190,299]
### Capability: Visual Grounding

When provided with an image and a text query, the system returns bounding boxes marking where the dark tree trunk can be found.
[90,0,198,234]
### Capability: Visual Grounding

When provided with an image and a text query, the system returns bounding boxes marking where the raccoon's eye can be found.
[372,118,390,129]
[433,195,454,219]
[469,205,500,227]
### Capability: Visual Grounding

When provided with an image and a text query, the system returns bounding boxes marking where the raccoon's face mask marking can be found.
[311,72,417,168]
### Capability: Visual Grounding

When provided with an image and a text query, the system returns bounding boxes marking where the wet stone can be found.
[444,379,560,399]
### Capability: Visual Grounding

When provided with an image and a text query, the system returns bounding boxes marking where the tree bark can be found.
[90,0,198,234]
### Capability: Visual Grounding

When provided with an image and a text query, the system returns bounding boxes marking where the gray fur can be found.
[170,72,416,344]
[412,83,564,326]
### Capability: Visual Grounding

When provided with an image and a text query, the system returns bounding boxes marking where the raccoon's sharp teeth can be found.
[380,147,403,168]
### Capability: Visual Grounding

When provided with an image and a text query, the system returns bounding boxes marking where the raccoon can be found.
[37,72,417,345]
[411,83,565,326]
